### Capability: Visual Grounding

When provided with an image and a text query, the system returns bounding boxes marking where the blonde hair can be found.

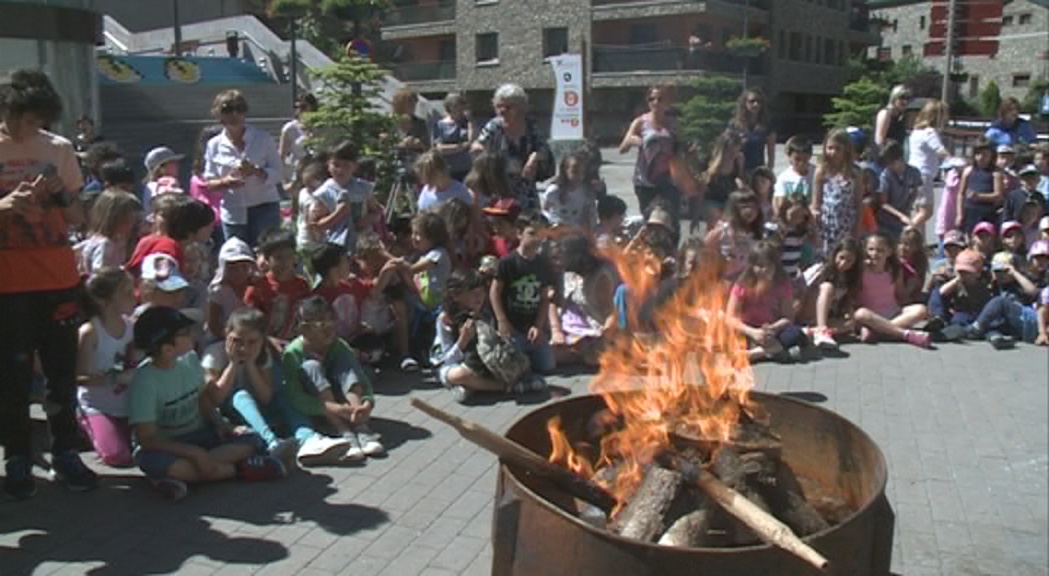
[414,150,448,183]
[914,99,949,130]
[210,89,248,118]
[821,128,856,173]
[392,88,418,116]
[90,190,141,237]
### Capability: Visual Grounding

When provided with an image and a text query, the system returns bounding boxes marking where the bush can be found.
[678,75,742,156]
[979,80,1002,118]
[824,76,887,131]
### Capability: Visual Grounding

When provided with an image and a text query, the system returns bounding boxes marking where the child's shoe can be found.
[813,328,838,350]
[355,425,385,456]
[988,332,1016,350]
[904,330,931,349]
[297,434,351,467]
[236,455,287,481]
[152,478,188,501]
[450,385,472,404]
[4,455,37,500]
[399,356,420,372]
[860,326,877,344]
[342,433,366,462]
[939,324,967,342]
[510,373,548,394]
[51,450,99,492]
[268,438,299,469]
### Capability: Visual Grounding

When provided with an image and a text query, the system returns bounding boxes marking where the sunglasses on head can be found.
[221,102,247,114]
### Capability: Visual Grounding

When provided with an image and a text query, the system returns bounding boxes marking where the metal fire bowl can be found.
[493,392,895,576]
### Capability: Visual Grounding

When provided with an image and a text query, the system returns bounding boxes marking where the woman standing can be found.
[203,89,283,247]
[702,130,746,229]
[984,97,1038,148]
[874,85,911,152]
[279,92,318,184]
[472,83,551,213]
[730,89,777,172]
[0,69,99,497]
[432,93,475,182]
[619,85,680,223]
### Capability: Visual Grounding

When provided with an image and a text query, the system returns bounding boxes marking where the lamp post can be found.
[172,0,182,56]
[290,19,299,106]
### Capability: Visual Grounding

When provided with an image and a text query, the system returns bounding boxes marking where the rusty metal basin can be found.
[493,392,894,576]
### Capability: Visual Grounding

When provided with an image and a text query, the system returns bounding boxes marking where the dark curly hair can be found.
[166,198,215,241]
[412,211,450,249]
[0,69,63,124]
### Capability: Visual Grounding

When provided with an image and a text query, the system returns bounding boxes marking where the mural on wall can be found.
[97,55,269,85]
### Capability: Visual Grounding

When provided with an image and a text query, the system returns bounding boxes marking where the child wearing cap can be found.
[967,245,1047,348]
[1004,165,1046,225]
[996,145,1019,192]
[143,146,186,214]
[244,229,311,344]
[130,306,286,501]
[205,238,257,358]
[483,198,522,258]
[971,222,998,268]
[281,296,384,462]
[136,253,191,318]
[927,248,991,341]
[127,195,215,277]
[1001,221,1027,258]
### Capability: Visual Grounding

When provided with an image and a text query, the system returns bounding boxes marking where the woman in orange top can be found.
[0,70,98,498]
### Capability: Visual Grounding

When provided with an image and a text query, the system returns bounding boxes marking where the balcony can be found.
[591,43,766,76]
[592,0,768,8]
[388,59,457,83]
[381,1,456,28]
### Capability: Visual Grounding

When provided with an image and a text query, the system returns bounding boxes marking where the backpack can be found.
[474,319,531,386]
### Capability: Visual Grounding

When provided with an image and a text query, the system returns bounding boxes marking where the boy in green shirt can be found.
[130,307,286,500]
[282,296,383,462]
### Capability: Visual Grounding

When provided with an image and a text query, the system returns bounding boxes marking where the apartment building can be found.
[869,0,1049,101]
[379,0,879,140]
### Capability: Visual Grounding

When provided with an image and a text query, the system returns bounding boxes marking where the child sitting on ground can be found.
[967,243,1048,348]
[491,212,558,376]
[76,190,142,277]
[594,195,628,250]
[483,198,522,258]
[971,222,998,267]
[136,253,191,318]
[1000,221,1028,259]
[352,234,419,371]
[130,306,285,501]
[311,243,372,343]
[897,227,929,305]
[202,307,350,467]
[127,195,214,277]
[927,249,991,341]
[852,233,931,348]
[76,268,138,466]
[244,229,312,344]
[705,189,765,283]
[408,212,453,311]
[281,297,384,462]
[728,241,815,363]
[806,238,864,350]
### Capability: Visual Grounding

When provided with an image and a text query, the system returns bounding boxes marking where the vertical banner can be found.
[549,54,584,140]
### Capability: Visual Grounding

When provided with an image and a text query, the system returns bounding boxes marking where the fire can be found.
[546,244,755,514]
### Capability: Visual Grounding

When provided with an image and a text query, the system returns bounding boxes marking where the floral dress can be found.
[819,172,857,255]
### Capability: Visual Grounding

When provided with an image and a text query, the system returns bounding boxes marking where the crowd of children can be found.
[3,71,1049,504]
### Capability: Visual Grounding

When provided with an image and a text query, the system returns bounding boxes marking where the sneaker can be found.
[236,455,287,481]
[813,328,839,351]
[51,450,98,492]
[355,425,385,456]
[268,438,299,469]
[924,316,946,334]
[788,346,804,363]
[940,324,967,342]
[400,356,420,372]
[4,455,37,500]
[988,333,1016,350]
[342,433,365,462]
[860,326,877,343]
[904,330,931,349]
[964,323,983,341]
[151,478,188,501]
[297,434,351,467]
[450,385,472,404]
[511,373,548,394]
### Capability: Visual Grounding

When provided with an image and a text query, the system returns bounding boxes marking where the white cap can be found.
[212,237,257,288]
[144,146,185,173]
[1040,216,1049,232]
[141,253,189,292]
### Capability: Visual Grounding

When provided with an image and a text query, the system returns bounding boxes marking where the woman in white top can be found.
[907,99,953,211]
[279,93,318,184]
[203,90,283,248]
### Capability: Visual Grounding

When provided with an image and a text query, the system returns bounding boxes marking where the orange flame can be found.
[546,243,755,514]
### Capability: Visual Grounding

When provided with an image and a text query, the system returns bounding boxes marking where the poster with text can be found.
[549,54,584,141]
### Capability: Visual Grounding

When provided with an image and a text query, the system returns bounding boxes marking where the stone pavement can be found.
[0,340,1046,576]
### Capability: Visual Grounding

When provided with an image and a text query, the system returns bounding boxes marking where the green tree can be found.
[824,76,887,131]
[678,75,742,156]
[1022,78,1049,116]
[303,55,399,199]
[267,0,388,59]
[980,80,1002,118]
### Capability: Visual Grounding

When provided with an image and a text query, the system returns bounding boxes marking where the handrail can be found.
[103,30,129,53]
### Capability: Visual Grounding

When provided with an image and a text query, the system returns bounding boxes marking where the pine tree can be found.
[678,75,742,156]
[980,80,1002,118]
[824,76,887,130]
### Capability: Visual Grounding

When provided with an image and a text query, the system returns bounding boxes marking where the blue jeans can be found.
[927,287,979,325]
[222,201,282,248]
[511,331,556,374]
[775,324,806,349]
[975,295,1039,342]
[228,387,316,447]
[134,426,261,480]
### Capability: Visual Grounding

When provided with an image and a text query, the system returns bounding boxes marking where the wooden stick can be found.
[411,398,618,514]
[695,468,830,571]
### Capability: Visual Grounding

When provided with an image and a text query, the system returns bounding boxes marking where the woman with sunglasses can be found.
[203,89,283,248]
[619,85,682,230]
[874,84,911,152]
[729,89,777,172]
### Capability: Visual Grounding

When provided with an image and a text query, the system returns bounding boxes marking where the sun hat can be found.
[212,237,257,288]
[140,253,189,292]
[134,306,195,353]
[144,146,185,173]
[1001,220,1023,237]
[996,144,1015,155]
[991,251,1016,272]
[942,230,967,248]
[953,249,983,274]
[1018,164,1040,177]
[1028,240,1049,259]
[972,222,997,237]
[1041,216,1049,232]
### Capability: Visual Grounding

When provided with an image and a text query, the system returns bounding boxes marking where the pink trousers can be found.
[78,412,133,467]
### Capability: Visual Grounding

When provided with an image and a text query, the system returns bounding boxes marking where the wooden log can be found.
[713,448,773,545]
[758,462,831,537]
[658,507,713,548]
[411,398,617,514]
[610,467,683,542]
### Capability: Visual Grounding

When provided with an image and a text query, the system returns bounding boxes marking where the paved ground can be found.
[2,150,1047,575]
[1,342,1046,575]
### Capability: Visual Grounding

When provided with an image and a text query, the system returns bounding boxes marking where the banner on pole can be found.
[549,54,584,140]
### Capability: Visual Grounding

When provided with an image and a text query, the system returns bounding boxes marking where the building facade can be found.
[869,0,1049,102]
[0,0,101,135]
[379,0,879,141]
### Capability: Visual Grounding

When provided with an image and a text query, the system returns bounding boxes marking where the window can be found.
[475,32,498,64]
[815,37,822,64]
[1002,15,1014,26]
[1019,13,1032,25]
[825,38,835,64]
[542,27,568,58]
[439,39,455,61]
[838,40,845,66]
[919,15,926,30]
[876,46,891,61]
[631,23,658,45]
[1013,74,1031,88]
[805,35,812,62]
[968,75,980,99]
[902,45,913,57]
[789,31,803,61]
[778,30,787,59]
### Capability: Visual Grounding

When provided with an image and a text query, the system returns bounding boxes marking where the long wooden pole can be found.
[411,398,617,514]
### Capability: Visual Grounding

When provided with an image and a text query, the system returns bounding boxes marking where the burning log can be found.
[411,398,617,514]
[610,467,683,542]
[713,448,773,545]
[757,462,831,537]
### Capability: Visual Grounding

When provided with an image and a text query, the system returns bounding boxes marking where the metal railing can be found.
[382,1,456,27]
[592,44,766,75]
[388,59,457,82]
[591,0,769,8]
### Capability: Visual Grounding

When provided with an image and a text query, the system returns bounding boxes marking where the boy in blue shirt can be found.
[876,139,927,240]
[130,307,286,501]
[312,141,374,254]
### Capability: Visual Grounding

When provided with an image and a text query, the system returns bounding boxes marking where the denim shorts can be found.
[134,427,261,480]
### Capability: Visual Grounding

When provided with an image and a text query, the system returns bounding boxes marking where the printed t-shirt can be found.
[315,278,373,340]
[496,251,555,333]
[129,351,206,438]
